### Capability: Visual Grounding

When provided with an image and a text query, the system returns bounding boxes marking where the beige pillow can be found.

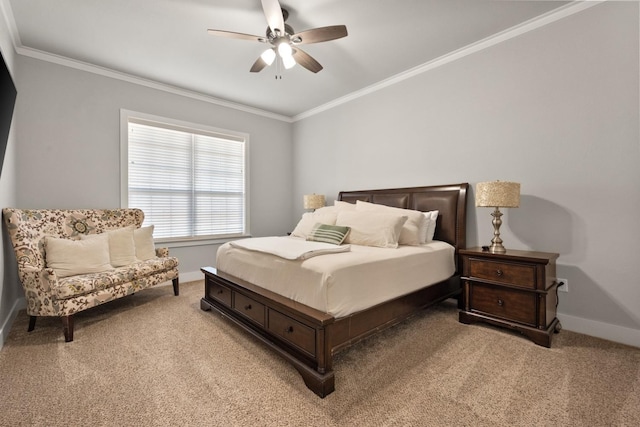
[81,226,137,267]
[355,201,427,246]
[291,211,338,239]
[134,225,156,261]
[45,234,114,278]
[336,210,407,248]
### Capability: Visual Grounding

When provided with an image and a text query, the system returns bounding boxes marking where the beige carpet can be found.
[0,280,638,427]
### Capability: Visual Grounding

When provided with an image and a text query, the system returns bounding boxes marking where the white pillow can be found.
[134,225,157,261]
[334,200,357,211]
[336,210,407,248]
[45,234,114,278]
[355,200,427,246]
[313,205,337,215]
[81,226,137,267]
[421,210,439,242]
[291,211,338,239]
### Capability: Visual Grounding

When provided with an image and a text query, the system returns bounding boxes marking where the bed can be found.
[200,183,468,397]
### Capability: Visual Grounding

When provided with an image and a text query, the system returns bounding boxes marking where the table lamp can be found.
[303,194,325,211]
[475,181,520,253]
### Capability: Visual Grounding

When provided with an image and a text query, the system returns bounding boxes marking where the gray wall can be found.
[0,53,294,343]
[292,2,640,346]
[14,56,295,276]
[0,11,19,345]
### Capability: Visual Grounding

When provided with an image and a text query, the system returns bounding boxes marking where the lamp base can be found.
[488,242,506,254]
[488,207,507,253]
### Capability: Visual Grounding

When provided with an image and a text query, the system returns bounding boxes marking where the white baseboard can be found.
[557,313,640,349]
[179,270,205,284]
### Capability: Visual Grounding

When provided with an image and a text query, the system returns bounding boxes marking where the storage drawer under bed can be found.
[206,280,232,307]
[267,309,317,357]
[233,292,266,327]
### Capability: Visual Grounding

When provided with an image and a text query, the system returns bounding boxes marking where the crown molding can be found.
[1,0,291,121]
[15,46,293,123]
[1,0,605,123]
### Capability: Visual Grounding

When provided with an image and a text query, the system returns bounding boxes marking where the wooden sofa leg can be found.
[172,278,180,296]
[28,316,37,332]
[61,315,74,342]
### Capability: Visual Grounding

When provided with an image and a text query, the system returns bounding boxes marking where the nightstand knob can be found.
[496,269,504,277]
[497,298,504,306]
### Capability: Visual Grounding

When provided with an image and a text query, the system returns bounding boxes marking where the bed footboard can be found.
[200,266,337,397]
[200,266,461,397]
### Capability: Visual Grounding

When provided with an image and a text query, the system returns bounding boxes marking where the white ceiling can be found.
[4,0,572,118]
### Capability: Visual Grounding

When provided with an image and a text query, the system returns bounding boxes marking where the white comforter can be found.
[229,236,350,260]
[216,238,455,318]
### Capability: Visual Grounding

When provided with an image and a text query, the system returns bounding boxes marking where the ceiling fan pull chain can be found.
[276,56,282,79]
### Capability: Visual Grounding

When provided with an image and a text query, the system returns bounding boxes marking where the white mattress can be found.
[215,238,455,318]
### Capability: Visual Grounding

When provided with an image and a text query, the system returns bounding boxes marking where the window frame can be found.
[120,109,251,247]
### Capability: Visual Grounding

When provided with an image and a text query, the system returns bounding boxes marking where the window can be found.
[121,110,249,243]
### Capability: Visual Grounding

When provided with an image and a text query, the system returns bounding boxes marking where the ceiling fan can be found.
[207,0,348,74]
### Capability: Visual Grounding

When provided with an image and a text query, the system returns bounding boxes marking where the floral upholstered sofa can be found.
[3,208,179,342]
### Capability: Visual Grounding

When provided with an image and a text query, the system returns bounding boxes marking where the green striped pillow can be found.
[307,223,351,245]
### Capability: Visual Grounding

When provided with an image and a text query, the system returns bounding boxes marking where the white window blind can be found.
[124,115,247,241]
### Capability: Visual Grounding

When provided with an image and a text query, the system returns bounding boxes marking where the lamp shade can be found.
[303,194,325,210]
[476,181,520,208]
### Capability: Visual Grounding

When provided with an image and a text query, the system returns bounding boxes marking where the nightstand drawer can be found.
[469,282,537,327]
[469,258,536,289]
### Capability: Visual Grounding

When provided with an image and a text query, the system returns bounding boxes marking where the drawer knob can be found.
[497,298,504,306]
[496,269,503,277]
[284,326,294,334]
[217,289,224,294]
[244,304,252,310]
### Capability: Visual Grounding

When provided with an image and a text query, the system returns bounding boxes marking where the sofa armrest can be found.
[155,247,170,258]
[19,267,61,316]
[20,266,58,290]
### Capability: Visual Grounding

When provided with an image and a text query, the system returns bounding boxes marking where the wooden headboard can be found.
[338,183,469,254]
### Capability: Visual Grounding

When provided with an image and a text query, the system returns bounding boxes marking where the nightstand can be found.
[458,247,561,347]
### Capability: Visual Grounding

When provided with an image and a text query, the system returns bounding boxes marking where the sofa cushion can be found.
[54,256,179,300]
[134,225,156,260]
[81,226,138,267]
[45,235,114,278]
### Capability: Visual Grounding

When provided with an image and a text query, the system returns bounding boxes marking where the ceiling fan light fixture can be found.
[282,54,296,69]
[277,41,293,58]
[208,0,348,74]
[260,48,276,65]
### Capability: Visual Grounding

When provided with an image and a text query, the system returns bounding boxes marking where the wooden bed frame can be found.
[200,183,468,397]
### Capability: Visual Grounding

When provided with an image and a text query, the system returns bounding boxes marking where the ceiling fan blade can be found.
[291,25,348,45]
[250,56,269,73]
[292,48,323,73]
[207,29,267,43]
[261,0,285,35]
